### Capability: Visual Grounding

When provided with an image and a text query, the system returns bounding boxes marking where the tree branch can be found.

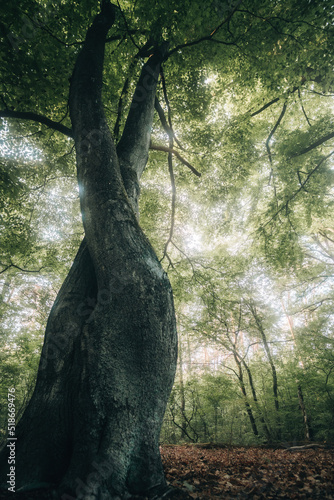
[250,97,280,117]
[251,90,333,159]
[150,144,201,177]
[318,230,334,245]
[262,151,334,228]
[161,146,176,262]
[168,35,237,57]
[291,131,334,158]
[154,97,185,151]
[250,87,298,117]
[298,88,311,127]
[167,0,243,57]
[116,0,140,51]
[0,110,73,137]
[236,9,304,47]
[114,70,132,141]
[160,75,177,263]
[115,45,168,215]
[114,38,156,142]
[23,7,136,47]
[155,68,200,175]
[265,102,287,164]
[265,103,287,202]
[0,262,45,274]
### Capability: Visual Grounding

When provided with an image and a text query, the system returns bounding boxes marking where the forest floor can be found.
[0,445,333,499]
[161,444,334,499]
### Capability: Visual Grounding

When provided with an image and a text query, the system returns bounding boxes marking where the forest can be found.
[0,0,334,498]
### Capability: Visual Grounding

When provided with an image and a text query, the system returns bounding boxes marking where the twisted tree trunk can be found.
[0,3,177,498]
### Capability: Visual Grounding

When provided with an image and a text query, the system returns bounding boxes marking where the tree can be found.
[0,2,179,498]
[1,0,334,497]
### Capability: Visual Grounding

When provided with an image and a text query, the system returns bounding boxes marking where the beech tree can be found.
[0,2,179,498]
[0,0,334,498]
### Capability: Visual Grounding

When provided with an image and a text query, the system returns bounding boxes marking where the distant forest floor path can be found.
[161,444,334,499]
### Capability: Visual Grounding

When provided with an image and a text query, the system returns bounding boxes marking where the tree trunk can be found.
[249,303,281,440]
[240,357,273,441]
[0,3,177,499]
[281,297,313,442]
[178,332,188,440]
[297,384,312,442]
[232,351,259,437]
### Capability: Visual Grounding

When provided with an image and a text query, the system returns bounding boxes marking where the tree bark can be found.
[0,3,177,499]
[249,303,281,440]
[297,384,312,442]
[281,297,313,442]
[178,333,188,440]
[240,357,273,441]
[232,350,259,438]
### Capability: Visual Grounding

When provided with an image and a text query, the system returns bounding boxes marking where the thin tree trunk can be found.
[297,384,312,441]
[232,351,259,437]
[240,357,272,441]
[249,303,281,439]
[178,334,188,440]
[281,297,312,442]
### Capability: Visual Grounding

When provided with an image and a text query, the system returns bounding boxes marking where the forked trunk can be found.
[0,3,177,498]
